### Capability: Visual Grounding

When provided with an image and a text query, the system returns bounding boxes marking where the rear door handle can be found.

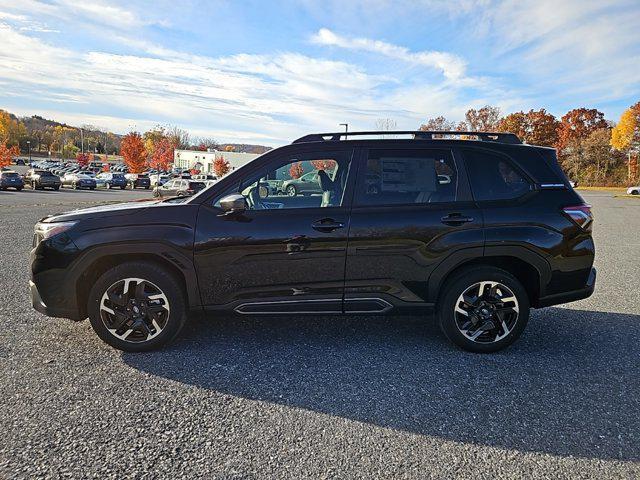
[312,218,345,233]
[441,213,474,225]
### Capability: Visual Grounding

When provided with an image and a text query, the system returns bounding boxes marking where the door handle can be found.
[441,213,474,225]
[312,218,345,233]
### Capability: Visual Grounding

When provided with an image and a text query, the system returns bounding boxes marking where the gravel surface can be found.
[0,190,639,479]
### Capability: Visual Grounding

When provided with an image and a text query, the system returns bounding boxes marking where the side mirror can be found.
[219,193,246,214]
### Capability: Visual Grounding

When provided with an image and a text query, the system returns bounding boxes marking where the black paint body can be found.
[29,139,596,320]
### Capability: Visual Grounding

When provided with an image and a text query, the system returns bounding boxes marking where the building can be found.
[173,149,261,174]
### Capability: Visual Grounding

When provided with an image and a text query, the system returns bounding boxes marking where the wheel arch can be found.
[71,244,200,318]
[428,247,551,307]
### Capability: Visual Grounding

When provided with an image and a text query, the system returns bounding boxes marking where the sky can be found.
[0,0,638,146]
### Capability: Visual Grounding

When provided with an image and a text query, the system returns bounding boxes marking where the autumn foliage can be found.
[212,155,231,177]
[289,162,304,179]
[0,142,19,169]
[76,152,90,168]
[310,159,337,171]
[121,132,147,174]
[498,109,559,147]
[149,137,175,172]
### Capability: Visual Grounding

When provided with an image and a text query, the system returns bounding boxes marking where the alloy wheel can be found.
[99,277,170,343]
[453,281,519,343]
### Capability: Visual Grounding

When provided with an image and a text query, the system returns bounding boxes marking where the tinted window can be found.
[2,172,19,178]
[356,149,458,206]
[214,150,352,210]
[463,149,531,201]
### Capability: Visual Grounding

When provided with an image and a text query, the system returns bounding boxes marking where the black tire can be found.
[54,186,60,191]
[631,190,639,196]
[90,187,96,190]
[120,186,125,190]
[73,183,78,190]
[87,262,187,352]
[145,186,150,190]
[106,182,111,190]
[16,187,22,191]
[286,185,297,196]
[437,266,530,353]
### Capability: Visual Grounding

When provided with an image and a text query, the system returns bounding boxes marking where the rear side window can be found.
[463,149,531,201]
[356,149,458,206]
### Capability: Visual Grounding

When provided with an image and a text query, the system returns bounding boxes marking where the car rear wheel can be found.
[437,266,529,353]
[87,262,187,352]
[106,182,111,189]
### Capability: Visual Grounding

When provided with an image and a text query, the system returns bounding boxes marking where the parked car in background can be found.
[152,179,206,198]
[95,172,127,190]
[61,173,96,190]
[150,173,170,187]
[627,186,640,195]
[281,170,324,196]
[125,173,151,189]
[24,169,61,190]
[0,170,24,190]
[15,158,26,166]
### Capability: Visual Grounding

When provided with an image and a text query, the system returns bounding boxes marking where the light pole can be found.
[27,140,31,163]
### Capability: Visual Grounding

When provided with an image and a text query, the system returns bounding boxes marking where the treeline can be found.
[0,109,271,160]
[418,102,640,186]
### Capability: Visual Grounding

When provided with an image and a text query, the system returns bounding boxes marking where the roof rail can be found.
[292,130,522,145]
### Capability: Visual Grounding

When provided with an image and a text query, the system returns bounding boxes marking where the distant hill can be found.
[218,144,272,154]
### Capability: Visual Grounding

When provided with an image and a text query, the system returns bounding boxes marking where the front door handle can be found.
[312,218,345,233]
[441,213,474,225]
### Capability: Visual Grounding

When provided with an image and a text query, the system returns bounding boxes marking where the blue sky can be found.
[0,0,638,145]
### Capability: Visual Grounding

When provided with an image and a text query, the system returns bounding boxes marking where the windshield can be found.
[3,172,19,178]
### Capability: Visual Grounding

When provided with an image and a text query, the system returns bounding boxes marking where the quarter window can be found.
[355,149,458,206]
[463,149,531,201]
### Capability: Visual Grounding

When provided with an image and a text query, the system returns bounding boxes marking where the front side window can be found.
[462,149,531,201]
[355,149,458,206]
[214,150,352,210]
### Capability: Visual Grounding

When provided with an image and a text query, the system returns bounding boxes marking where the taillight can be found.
[562,204,593,229]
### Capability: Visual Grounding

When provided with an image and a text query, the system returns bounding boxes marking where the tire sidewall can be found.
[438,267,530,353]
[87,262,187,352]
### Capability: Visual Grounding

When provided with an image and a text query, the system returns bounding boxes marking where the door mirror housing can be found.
[219,193,247,213]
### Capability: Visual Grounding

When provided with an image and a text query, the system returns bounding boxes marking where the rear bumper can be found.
[536,267,596,308]
[30,280,84,320]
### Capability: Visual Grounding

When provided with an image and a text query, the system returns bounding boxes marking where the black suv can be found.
[29,131,595,353]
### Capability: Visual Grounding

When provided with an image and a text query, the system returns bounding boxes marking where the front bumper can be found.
[30,280,84,320]
[536,267,596,308]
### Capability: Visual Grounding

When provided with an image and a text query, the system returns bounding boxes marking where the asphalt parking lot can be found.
[1,189,639,479]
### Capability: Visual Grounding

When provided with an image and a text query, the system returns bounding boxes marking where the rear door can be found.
[344,146,484,313]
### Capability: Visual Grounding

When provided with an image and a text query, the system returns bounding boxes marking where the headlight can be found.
[34,221,77,240]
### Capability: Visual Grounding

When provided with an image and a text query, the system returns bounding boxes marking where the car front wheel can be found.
[286,185,297,196]
[437,266,530,353]
[87,262,187,352]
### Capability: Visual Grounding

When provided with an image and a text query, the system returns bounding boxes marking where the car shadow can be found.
[122,307,640,461]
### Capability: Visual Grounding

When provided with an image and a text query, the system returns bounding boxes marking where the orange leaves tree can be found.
[76,152,90,168]
[149,137,175,172]
[555,108,608,154]
[289,161,304,179]
[0,143,19,169]
[310,159,336,171]
[120,132,147,174]
[498,109,559,147]
[213,155,231,177]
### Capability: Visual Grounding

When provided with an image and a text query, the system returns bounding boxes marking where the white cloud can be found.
[311,28,469,82]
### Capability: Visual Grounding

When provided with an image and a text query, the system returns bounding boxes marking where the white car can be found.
[627,186,640,195]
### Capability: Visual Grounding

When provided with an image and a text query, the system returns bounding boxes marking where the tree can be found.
[611,102,640,181]
[289,162,304,179]
[76,152,90,168]
[498,109,559,146]
[556,108,608,154]
[149,137,175,172]
[562,128,624,186]
[419,116,456,131]
[212,155,231,177]
[166,125,190,149]
[224,145,235,152]
[121,132,147,174]
[0,110,26,147]
[463,106,502,131]
[0,143,19,169]
[143,126,167,158]
[310,159,337,171]
[375,118,397,131]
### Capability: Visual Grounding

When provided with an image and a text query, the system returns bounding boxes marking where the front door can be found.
[194,149,355,314]
[344,146,484,312]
